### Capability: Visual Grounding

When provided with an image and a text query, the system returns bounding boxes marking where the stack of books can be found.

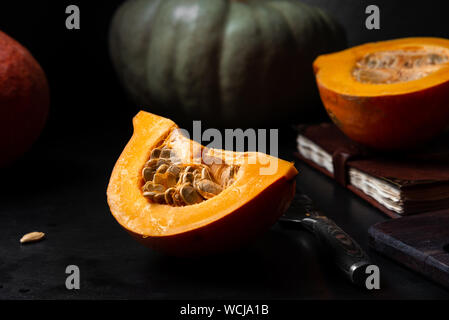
[296,123,449,218]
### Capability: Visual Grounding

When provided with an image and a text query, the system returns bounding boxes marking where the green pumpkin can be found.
[109,0,346,127]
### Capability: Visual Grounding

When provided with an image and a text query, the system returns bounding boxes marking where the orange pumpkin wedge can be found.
[314,37,449,150]
[107,111,298,256]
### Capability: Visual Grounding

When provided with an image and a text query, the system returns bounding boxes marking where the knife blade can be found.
[279,192,372,287]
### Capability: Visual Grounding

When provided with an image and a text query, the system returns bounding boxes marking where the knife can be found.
[279,192,372,287]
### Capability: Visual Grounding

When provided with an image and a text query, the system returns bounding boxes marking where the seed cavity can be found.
[142,147,238,206]
[353,49,449,84]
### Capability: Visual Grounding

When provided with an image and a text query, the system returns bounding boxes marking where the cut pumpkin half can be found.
[314,37,449,150]
[107,111,298,255]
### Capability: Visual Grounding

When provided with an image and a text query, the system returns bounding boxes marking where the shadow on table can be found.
[143,227,335,299]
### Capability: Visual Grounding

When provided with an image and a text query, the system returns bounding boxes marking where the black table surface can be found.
[1,125,449,300]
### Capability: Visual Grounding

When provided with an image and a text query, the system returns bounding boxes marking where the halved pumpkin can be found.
[107,111,298,255]
[314,37,449,150]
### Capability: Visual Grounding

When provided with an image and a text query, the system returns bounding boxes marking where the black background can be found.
[0,0,448,136]
[1,0,449,300]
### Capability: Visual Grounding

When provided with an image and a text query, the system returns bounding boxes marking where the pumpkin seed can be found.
[180,183,203,205]
[143,181,152,191]
[145,158,158,168]
[143,191,157,200]
[142,167,155,182]
[201,167,212,180]
[196,179,222,196]
[165,172,177,187]
[145,182,165,193]
[173,192,183,206]
[194,172,202,183]
[153,173,165,185]
[167,165,181,177]
[156,164,169,174]
[182,172,194,184]
[154,193,166,204]
[150,148,161,159]
[160,148,171,158]
[157,158,170,167]
[165,188,176,205]
[20,231,45,244]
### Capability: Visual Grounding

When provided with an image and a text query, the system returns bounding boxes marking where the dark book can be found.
[296,123,449,218]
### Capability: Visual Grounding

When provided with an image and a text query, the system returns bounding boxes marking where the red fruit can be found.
[0,31,49,167]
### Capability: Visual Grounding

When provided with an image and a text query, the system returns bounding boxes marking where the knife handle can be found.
[302,215,372,287]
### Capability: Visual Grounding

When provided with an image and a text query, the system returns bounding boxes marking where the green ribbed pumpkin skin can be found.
[109,0,346,127]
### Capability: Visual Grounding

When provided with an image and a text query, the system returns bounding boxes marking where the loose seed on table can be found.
[20,231,45,244]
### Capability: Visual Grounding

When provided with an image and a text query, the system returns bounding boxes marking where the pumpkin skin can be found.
[106,111,298,256]
[109,0,346,127]
[314,37,449,150]
[0,31,49,167]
